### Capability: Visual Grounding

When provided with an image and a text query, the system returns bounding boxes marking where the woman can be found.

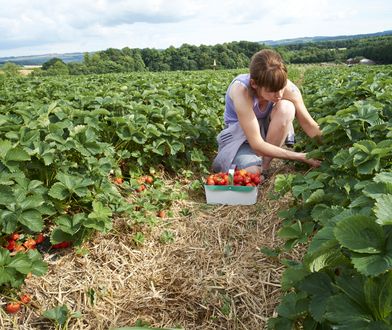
[212,49,321,177]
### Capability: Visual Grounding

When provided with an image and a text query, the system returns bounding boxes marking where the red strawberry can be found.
[20,294,31,304]
[5,303,21,314]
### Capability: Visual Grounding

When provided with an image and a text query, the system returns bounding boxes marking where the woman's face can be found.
[250,79,286,103]
[259,87,284,103]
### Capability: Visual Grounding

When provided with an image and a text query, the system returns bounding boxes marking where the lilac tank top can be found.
[224,73,273,125]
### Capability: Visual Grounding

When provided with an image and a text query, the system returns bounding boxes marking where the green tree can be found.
[67,62,88,75]
[2,62,21,77]
[42,58,65,70]
[45,61,69,75]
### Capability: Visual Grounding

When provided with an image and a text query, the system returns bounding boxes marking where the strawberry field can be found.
[0,64,391,329]
[269,65,392,329]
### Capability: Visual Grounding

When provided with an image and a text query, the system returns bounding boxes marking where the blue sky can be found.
[0,0,391,57]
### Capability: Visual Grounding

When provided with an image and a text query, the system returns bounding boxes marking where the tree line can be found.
[277,35,392,64]
[2,35,391,77]
[41,41,260,75]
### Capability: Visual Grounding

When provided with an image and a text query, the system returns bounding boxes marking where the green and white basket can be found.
[204,166,258,205]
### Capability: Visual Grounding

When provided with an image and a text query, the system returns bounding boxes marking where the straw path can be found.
[0,163,304,329]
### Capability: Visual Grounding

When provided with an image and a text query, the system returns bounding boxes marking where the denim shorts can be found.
[231,121,295,170]
[232,142,263,169]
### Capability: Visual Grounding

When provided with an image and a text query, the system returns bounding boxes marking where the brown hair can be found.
[249,49,287,92]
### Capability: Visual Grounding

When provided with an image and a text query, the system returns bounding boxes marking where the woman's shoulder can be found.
[230,78,253,101]
[232,73,250,85]
[283,79,302,101]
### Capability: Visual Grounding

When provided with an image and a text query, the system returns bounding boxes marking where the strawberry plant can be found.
[0,249,47,288]
[268,65,392,329]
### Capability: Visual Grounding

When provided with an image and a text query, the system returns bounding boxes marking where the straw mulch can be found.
[0,164,304,330]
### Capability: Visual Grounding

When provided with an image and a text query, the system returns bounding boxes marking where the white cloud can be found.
[0,0,391,57]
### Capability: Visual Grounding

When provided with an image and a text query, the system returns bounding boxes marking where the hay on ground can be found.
[1,163,304,330]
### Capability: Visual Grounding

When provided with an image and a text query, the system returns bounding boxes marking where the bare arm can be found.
[230,82,320,167]
[284,81,322,138]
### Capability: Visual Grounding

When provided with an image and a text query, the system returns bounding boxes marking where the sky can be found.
[0,0,391,58]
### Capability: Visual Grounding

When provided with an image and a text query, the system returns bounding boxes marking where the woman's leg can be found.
[231,100,295,175]
[232,143,262,174]
[262,100,295,171]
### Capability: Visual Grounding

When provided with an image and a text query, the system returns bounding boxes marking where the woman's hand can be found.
[300,152,322,167]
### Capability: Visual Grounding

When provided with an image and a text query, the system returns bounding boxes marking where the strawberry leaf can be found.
[334,215,384,254]
[375,194,392,226]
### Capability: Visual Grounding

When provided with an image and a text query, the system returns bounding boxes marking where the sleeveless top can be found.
[224,73,274,125]
[212,74,273,172]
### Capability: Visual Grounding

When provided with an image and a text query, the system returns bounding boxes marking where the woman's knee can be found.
[272,100,295,122]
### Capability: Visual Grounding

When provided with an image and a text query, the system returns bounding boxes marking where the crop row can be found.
[268,65,392,329]
[0,69,246,293]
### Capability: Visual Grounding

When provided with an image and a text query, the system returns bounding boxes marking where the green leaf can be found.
[0,210,18,234]
[48,182,69,200]
[0,248,11,266]
[55,214,85,235]
[363,183,392,200]
[356,101,381,124]
[267,317,294,330]
[0,185,14,205]
[0,139,12,157]
[88,201,112,220]
[83,218,112,233]
[28,180,45,191]
[274,174,295,194]
[5,147,31,161]
[351,253,392,276]
[364,272,392,320]
[19,195,45,210]
[358,158,380,175]
[277,222,302,240]
[350,195,374,210]
[54,172,94,198]
[368,321,392,330]
[310,204,346,226]
[8,254,32,274]
[308,226,335,254]
[353,140,376,154]
[19,210,44,232]
[42,305,70,326]
[259,246,280,257]
[374,172,392,184]
[50,228,74,244]
[334,215,385,253]
[375,194,392,226]
[0,267,15,286]
[298,272,334,322]
[281,264,309,290]
[305,241,347,272]
[305,189,325,204]
[190,148,207,163]
[276,291,308,320]
[332,149,351,167]
[325,293,373,328]
[27,250,48,276]
[335,273,366,310]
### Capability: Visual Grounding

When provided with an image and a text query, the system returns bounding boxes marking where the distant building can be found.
[359,58,375,65]
[346,58,357,65]
[346,57,376,66]
[23,65,41,68]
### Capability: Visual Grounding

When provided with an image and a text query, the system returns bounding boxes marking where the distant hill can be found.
[0,52,86,66]
[1,30,391,66]
[261,30,392,46]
